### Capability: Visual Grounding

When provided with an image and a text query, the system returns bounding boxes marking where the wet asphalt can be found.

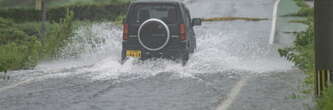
[0,0,313,110]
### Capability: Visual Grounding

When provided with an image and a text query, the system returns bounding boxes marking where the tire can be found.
[120,49,127,64]
[191,36,197,53]
[191,42,196,53]
[120,57,127,65]
[138,18,170,51]
[181,52,189,66]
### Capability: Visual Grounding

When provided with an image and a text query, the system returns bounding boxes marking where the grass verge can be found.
[278,0,332,110]
[317,85,333,110]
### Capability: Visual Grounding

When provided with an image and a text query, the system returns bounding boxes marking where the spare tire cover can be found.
[138,18,170,51]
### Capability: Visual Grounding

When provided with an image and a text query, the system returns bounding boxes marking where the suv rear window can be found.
[128,4,179,24]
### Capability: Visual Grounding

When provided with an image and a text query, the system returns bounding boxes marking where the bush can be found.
[0,0,35,8]
[0,0,131,8]
[0,20,42,70]
[42,9,75,58]
[0,10,75,71]
[0,8,41,22]
[0,3,129,23]
[0,18,35,45]
[0,30,42,70]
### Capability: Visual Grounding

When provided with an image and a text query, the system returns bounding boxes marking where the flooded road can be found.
[0,0,313,110]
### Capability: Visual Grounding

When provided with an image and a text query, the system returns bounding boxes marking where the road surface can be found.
[0,0,313,110]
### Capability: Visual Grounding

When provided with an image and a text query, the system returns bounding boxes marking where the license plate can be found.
[126,50,142,58]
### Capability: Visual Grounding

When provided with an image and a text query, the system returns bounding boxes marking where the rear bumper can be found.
[122,39,188,60]
[139,48,187,60]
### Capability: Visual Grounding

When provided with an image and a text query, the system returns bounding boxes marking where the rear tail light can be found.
[123,24,129,40]
[179,24,187,40]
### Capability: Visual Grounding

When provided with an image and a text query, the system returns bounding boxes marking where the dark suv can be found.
[121,0,201,65]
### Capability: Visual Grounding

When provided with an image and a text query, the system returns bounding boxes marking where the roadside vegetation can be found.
[0,0,130,73]
[278,0,332,110]
[0,0,130,8]
[0,2,128,23]
[0,10,74,71]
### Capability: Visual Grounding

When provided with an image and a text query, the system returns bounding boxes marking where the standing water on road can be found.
[1,0,313,110]
[35,20,293,81]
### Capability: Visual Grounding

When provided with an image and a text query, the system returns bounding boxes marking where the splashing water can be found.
[36,21,293,80]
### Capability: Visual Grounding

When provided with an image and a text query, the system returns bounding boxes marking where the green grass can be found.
[317,85,333,110]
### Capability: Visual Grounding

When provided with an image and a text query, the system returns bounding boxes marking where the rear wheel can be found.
[181,52,189,66]
[120,49,127,64]
[190,36,197,53]
[190,42,196,53]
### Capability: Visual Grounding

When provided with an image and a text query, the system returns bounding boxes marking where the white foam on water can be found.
[35,22,293,81]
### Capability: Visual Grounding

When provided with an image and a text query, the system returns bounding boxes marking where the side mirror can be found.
[192,18,202,26]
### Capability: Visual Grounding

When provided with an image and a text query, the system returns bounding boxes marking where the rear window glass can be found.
[128,4,179,24]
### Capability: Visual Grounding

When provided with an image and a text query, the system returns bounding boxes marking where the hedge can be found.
[0,3,129,22]
[0,10,76,71]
